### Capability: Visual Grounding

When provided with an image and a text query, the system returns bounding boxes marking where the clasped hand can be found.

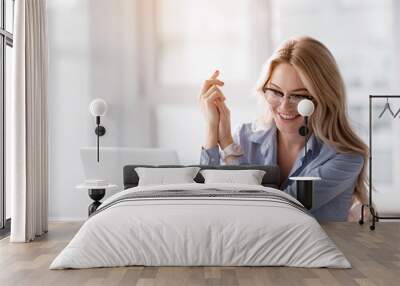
[199,70,233,150]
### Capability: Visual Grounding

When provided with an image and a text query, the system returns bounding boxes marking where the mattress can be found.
[50,183,350,269]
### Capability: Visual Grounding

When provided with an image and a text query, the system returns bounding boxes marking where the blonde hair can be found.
[255,36,368,205]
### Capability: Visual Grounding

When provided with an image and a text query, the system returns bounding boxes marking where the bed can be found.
[50,165,350,269]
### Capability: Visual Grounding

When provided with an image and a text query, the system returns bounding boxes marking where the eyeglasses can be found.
[263,87,313,106]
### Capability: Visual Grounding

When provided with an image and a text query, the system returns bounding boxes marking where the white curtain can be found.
[10,0,48,242]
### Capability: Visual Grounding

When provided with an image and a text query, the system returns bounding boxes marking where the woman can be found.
[199,37,368,222]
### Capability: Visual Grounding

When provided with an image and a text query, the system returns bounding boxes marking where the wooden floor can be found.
[0,222,399,286]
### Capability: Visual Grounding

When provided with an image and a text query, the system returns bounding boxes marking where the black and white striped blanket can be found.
[91,188,310,217]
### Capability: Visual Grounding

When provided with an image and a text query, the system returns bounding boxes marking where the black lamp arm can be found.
[97,116,100,162]
[93,116,106,162]
[304,116,308,161]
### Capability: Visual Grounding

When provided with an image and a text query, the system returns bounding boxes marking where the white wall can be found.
[47,0,262,220]
[44,0,400,221]
[47,0,152,220]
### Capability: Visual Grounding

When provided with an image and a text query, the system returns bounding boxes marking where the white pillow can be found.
[135,167,201,186]
[200,169,266,185]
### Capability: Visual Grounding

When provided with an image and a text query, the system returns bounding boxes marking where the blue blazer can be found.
[200,122,364,222]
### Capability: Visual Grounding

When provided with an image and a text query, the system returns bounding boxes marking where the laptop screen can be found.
[80,147,179,191]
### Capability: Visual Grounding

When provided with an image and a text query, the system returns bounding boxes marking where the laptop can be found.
[80,147,179,191]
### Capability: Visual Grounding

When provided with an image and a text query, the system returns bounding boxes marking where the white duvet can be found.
[50,183,351,269]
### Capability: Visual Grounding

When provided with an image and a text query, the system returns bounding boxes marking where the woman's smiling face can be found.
[264,63,312,135]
